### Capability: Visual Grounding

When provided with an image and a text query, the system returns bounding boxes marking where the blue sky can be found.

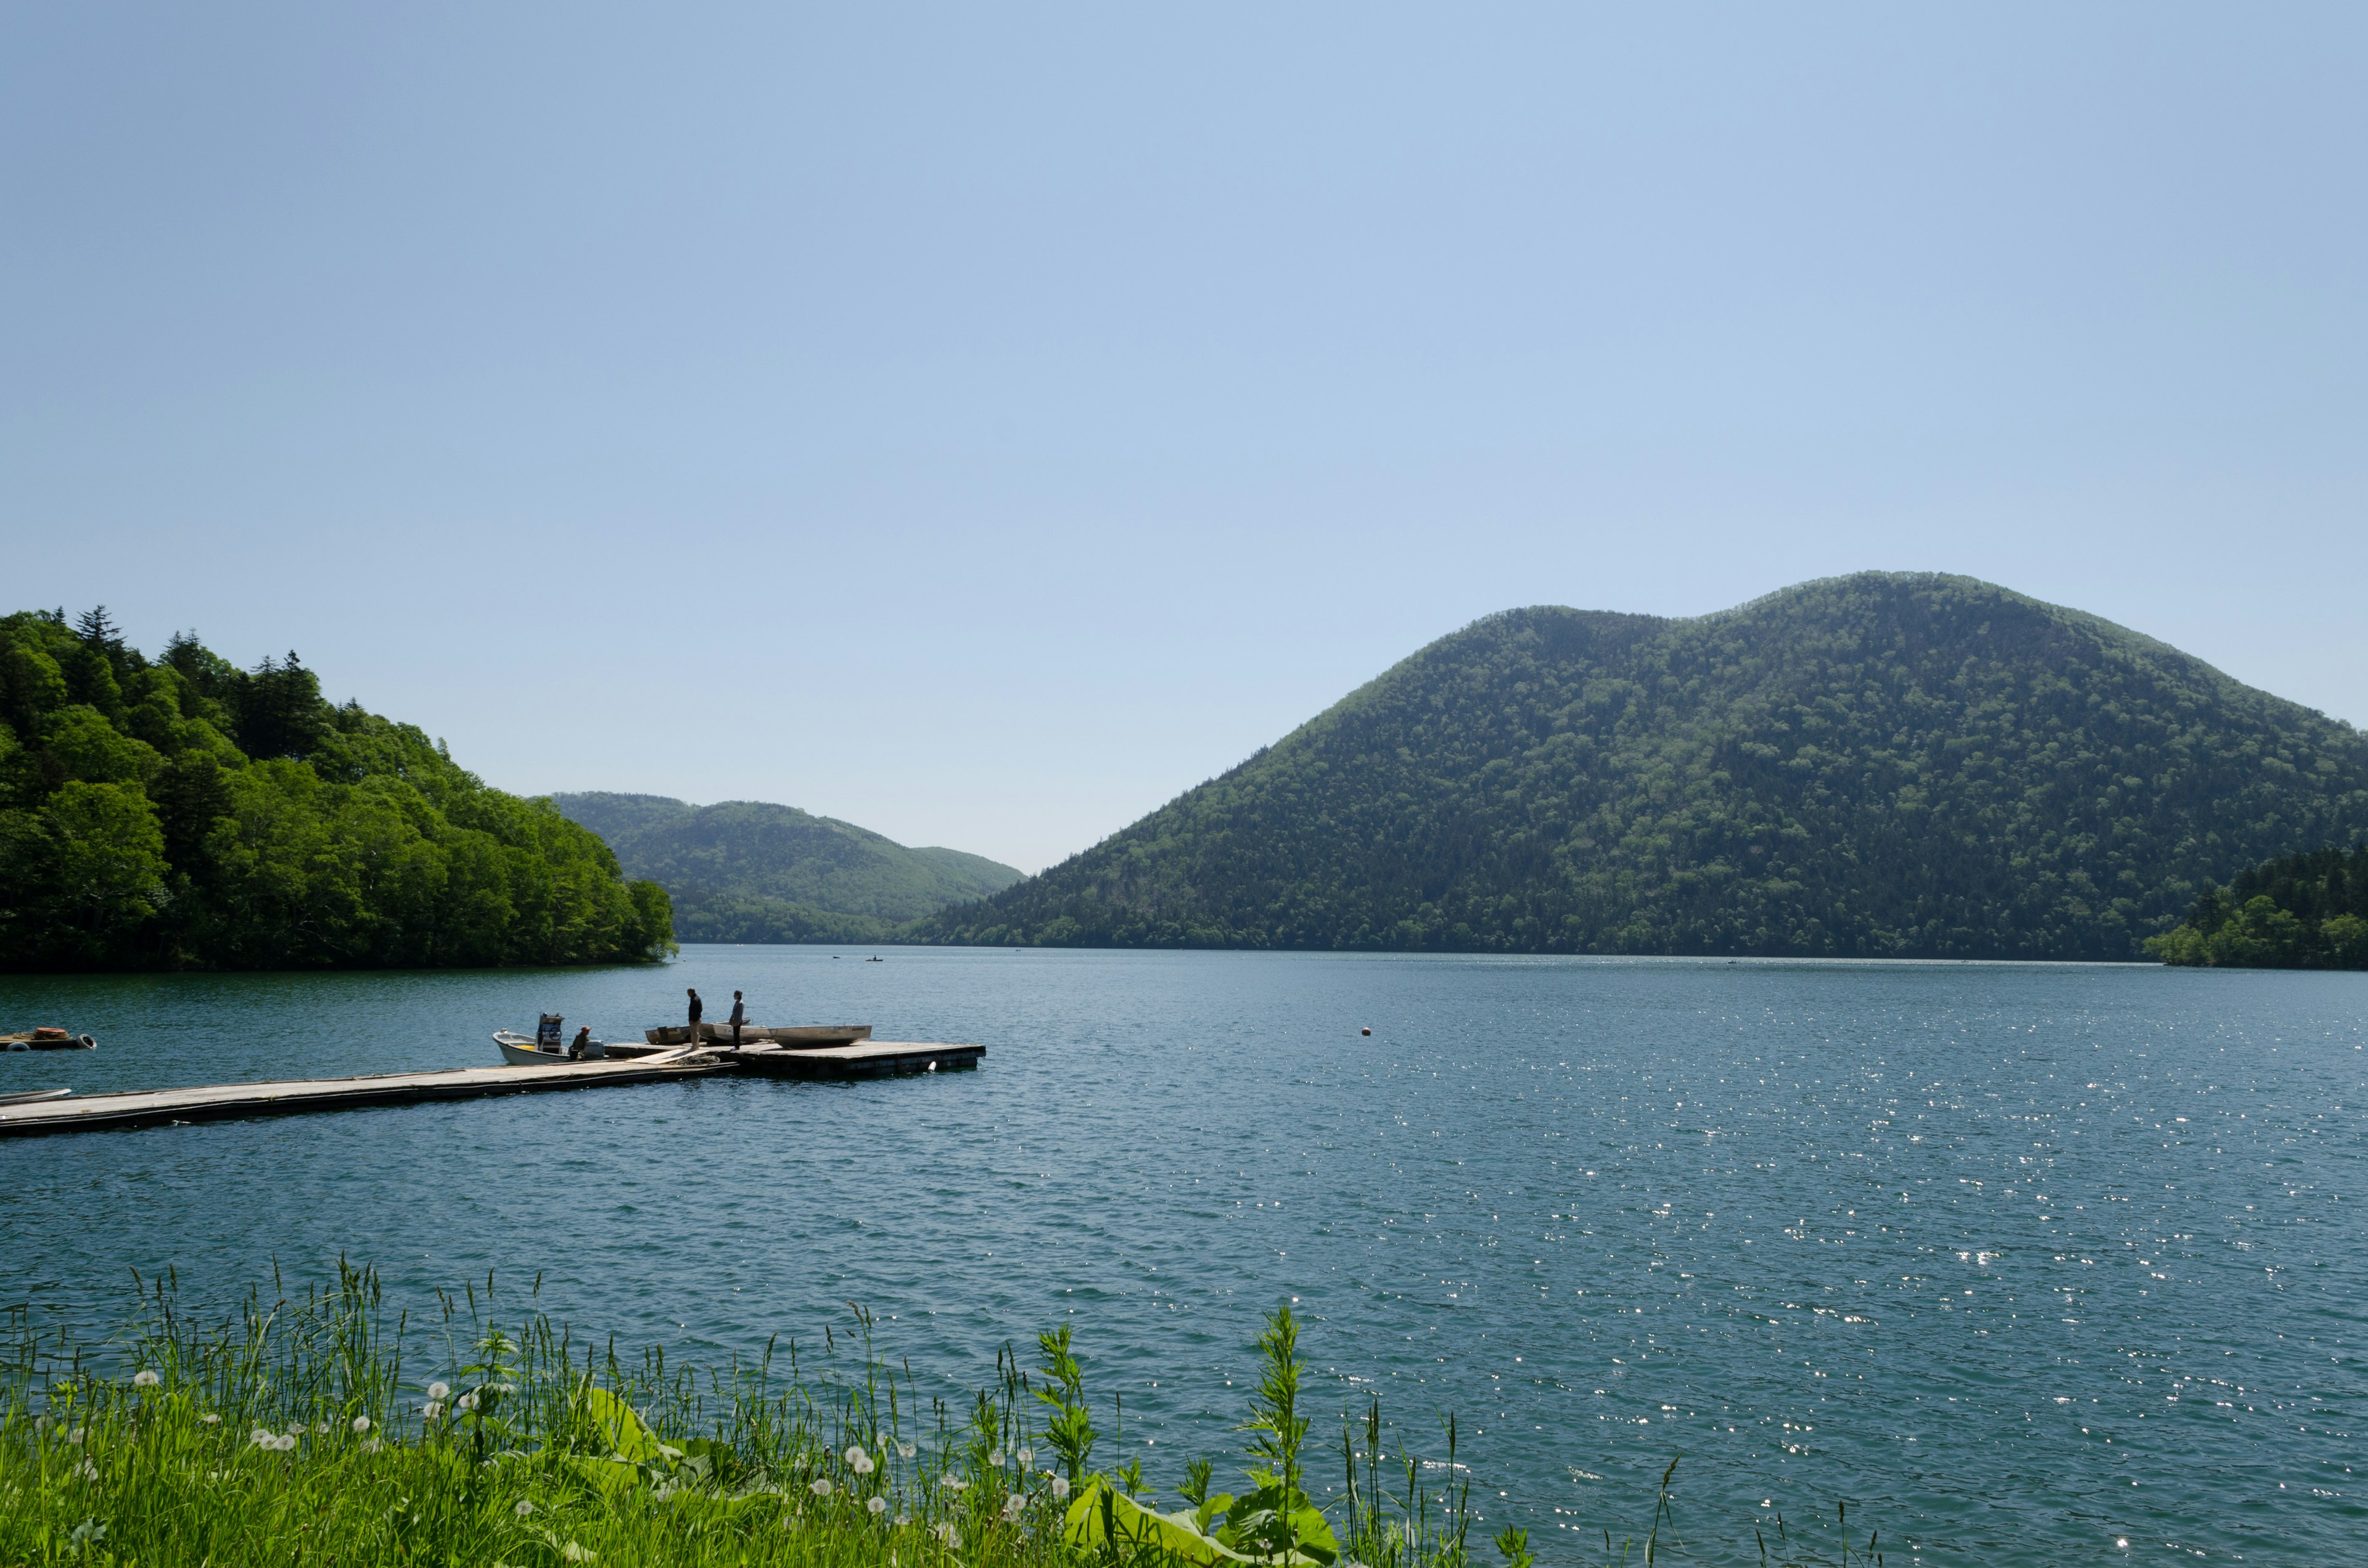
[6,4,2362,871]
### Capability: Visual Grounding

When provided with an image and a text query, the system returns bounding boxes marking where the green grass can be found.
[1,1265,1884,1567]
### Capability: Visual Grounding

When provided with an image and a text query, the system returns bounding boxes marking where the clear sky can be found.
[6,4,2362,872]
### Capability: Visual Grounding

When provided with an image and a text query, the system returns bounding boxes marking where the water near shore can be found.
[4,950,2361,1564]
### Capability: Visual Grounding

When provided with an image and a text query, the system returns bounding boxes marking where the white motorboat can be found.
[492,1030,606,1066]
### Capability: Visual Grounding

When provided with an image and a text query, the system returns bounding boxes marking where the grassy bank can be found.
[1,1266,1883,1567]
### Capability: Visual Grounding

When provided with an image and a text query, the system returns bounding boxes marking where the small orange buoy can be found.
[1360,1027,1371,1036]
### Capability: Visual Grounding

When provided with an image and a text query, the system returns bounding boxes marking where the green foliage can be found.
[2145,841,2368,969]
[1034,1325,1098,1492]
[549,792,1021,943]
[0,609,675,971]
[922,573,2368,960]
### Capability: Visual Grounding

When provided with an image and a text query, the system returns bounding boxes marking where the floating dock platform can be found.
[0,1040,983,1139]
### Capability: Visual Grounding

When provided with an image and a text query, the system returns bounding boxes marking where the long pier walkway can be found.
[0,1039,983,1139]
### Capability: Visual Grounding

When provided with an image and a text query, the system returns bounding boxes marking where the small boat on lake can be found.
[2,1028,96,1051]
[493,1013,606,1066]
[633,1023,872,1052]
[0,1087,72,1107]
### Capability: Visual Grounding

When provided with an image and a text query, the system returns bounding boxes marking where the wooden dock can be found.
[0,1040,984,1139]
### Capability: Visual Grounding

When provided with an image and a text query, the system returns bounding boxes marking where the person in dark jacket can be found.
[728,990,747,1049]
[686,988,703,1043]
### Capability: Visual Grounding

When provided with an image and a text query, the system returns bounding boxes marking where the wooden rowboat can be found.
[638,1024,872,1049]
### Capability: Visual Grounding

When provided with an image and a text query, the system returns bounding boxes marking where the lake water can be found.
[3,949,2362,1564]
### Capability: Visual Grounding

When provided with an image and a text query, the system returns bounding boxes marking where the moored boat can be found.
[2,1028,96,1051]
[492,1028,606,1066]
[0,1087,72,1107]
[638,1024,872,1050]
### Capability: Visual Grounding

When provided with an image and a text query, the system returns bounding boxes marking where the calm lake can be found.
[2,949,2361,1564]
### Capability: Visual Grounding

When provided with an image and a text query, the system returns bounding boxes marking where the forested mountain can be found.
[0,609,674,971]
[919,573,2368,960]
[2147,843,2368,969]
[548,793,1021,945]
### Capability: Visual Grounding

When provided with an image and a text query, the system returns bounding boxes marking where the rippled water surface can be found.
[4,949,2362,1564]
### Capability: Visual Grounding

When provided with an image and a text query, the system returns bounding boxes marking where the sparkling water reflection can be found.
[3,950,2362,1564]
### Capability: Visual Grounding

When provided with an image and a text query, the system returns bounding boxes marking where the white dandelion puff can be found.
[422,1402,443,1419]
[360,1439,381,1454]
[869,1495,889,1516]
[252,1429,275,1447]
[987,1448,1003,1467]
[810,1477,834,1497]
[66,1427,86,1445]
[944,1477,968,1492]
[898,1440,916,1459]
[200,1413,220,1426]
[352,1415,371,1434]
[896,1514,910,1527]
[273,1433,298,1452]
[427,1382,450,1402]
[1016,1447,1034,1469]
[516,1500,535,1517]
[76,1460,99,1480]
[1051,1476,1071,1500]
[456,1392,479,1412]
[934,1524,960,1546]
[132,1369,160,1387]
[1002,1493,1026,1522]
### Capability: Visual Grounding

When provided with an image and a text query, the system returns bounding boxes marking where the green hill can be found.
[919,573,2368,960]
[0,609,674,971]
[547,794,1022,945]
[2147,842,2368,969]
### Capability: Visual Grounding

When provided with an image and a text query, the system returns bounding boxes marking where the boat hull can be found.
[639,1024,872,1049]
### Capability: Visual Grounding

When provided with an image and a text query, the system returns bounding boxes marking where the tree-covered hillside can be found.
[2145,843,2368,969]
[920,573,2368,960]
[548,794,1021,945]
[0,609,674,971]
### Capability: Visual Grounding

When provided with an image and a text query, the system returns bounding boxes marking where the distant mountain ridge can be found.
[918,572,2368,960]
[548,792,1021,944]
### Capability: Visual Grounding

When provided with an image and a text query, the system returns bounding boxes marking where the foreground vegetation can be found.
[2146,842,2368,968]
[921,573,2368,960]
[0,610,674,970]
[1,1268,1887,1566]
[549,794,1021,945]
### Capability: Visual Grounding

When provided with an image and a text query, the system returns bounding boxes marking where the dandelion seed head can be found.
[516,1500,534,1517]
[869,1495,888,1515]
[200,1413,220,1426]
[988,1448,1003,1467]
[896,1514,910,1527]
[427,1382,450,1401]
[360,1439,382,1454]
[66,1427,86,1445]
[934,1524,960,1546]
[274,1434,298,1452]
[898,1440,916,1459]
[1016,1447,1034,1469]
[457,1392,479,1412]
[132,1369,160,1387]
[422,1402,443,1419]
[352,1415,371,1433]
[1051,1476,1071,1499]
[945,1477,968,1492]
[811,1477,834,1496]
[252,1429,274,1447]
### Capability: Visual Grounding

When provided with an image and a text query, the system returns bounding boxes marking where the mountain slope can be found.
[548,793,1022,943]
[919,573,2368,960]
[0,610,673,971]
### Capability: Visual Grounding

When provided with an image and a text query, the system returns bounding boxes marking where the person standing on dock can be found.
[728,990,747,1049]
[686,987,703,1045]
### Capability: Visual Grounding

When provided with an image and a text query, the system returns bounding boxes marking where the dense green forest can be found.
[0,609,673,971]
[2145,844,2368,969]
[548,793,1019,945]
[919,573,2368,961]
